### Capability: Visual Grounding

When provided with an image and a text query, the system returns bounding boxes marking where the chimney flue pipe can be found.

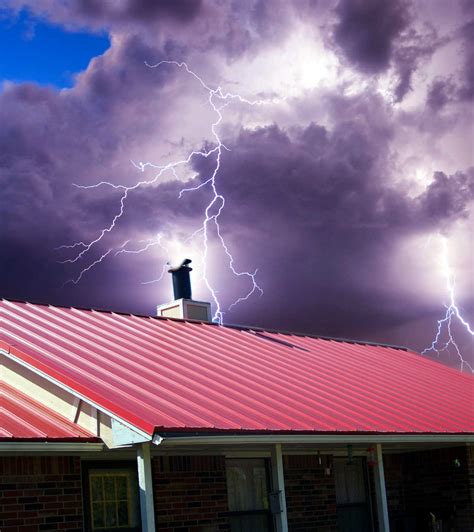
[168,259,193,300]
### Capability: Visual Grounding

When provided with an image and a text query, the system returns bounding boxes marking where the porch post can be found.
[137,442,156,531]
[271,443,289,532]
[374,443,390,532]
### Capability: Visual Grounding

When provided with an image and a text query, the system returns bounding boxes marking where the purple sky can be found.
[1,0,473,370]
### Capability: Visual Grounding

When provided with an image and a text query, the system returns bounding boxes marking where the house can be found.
[1,264,473,532]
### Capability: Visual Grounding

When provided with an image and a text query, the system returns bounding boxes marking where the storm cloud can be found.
[1,1,473,368]
[333,0,409,73]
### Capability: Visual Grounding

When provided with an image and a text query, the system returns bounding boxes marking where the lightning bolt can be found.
[63,249,113,286]
[114,234,166,257]
[116,234,171,287]
[59,61,276,323]
[422,235,474,373]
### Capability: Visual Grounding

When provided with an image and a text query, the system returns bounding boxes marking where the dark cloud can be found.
[457,20,474,101]
[182,116,472,337]
[417,19,474,110]
[6,0,299,59]
[460,0,474,14]
[421,20,474,109]
[333,0,409,73]
[392,26,440,102]
[74,0,203,24]
[416,170,474,226]
[0,34,176,304]
[332,1,446,103]
[426,77,456,110]
[5,0,203,28]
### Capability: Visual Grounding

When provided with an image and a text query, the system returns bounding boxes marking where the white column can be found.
[374,443,390,532]
[271,443,289,532]
[137,442,156,532]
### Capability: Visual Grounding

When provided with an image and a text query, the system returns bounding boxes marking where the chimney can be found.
[156,259,212,322]
[170,258,193,300]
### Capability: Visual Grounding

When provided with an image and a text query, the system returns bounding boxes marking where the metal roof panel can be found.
[0,299,472,436]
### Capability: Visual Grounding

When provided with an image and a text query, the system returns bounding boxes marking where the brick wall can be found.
[283,455,338,532]
[0,456,83,532]
[152,455,230,532]
[384,445,474,532]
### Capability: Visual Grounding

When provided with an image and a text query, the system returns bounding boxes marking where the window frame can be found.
[82,461,141,532]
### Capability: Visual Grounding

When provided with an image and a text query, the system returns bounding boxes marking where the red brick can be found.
[284,454,338,532]
[0,457,83,532]
[153,456,230,530]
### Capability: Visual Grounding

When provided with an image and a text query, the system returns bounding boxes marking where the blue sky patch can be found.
[0,9,109,88]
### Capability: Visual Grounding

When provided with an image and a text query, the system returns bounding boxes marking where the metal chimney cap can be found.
[168,258,192,273]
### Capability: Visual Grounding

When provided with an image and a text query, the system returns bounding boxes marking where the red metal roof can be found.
[0,381,96,441]
[0,299,472,436]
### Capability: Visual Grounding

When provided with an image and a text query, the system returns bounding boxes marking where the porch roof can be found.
[0,381,97,441]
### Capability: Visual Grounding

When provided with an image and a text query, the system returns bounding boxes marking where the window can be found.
[83,462,141,532]
[89,472,131,529]
[226,458,273,532]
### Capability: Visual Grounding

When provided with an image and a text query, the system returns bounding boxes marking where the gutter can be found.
[154,433,474,446]
[0,442,104,452]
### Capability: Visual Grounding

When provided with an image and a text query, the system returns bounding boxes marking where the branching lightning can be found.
[114,234,166,258]
[422,236,474,372]
[64,249,114,286]
[59,61,275,323]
